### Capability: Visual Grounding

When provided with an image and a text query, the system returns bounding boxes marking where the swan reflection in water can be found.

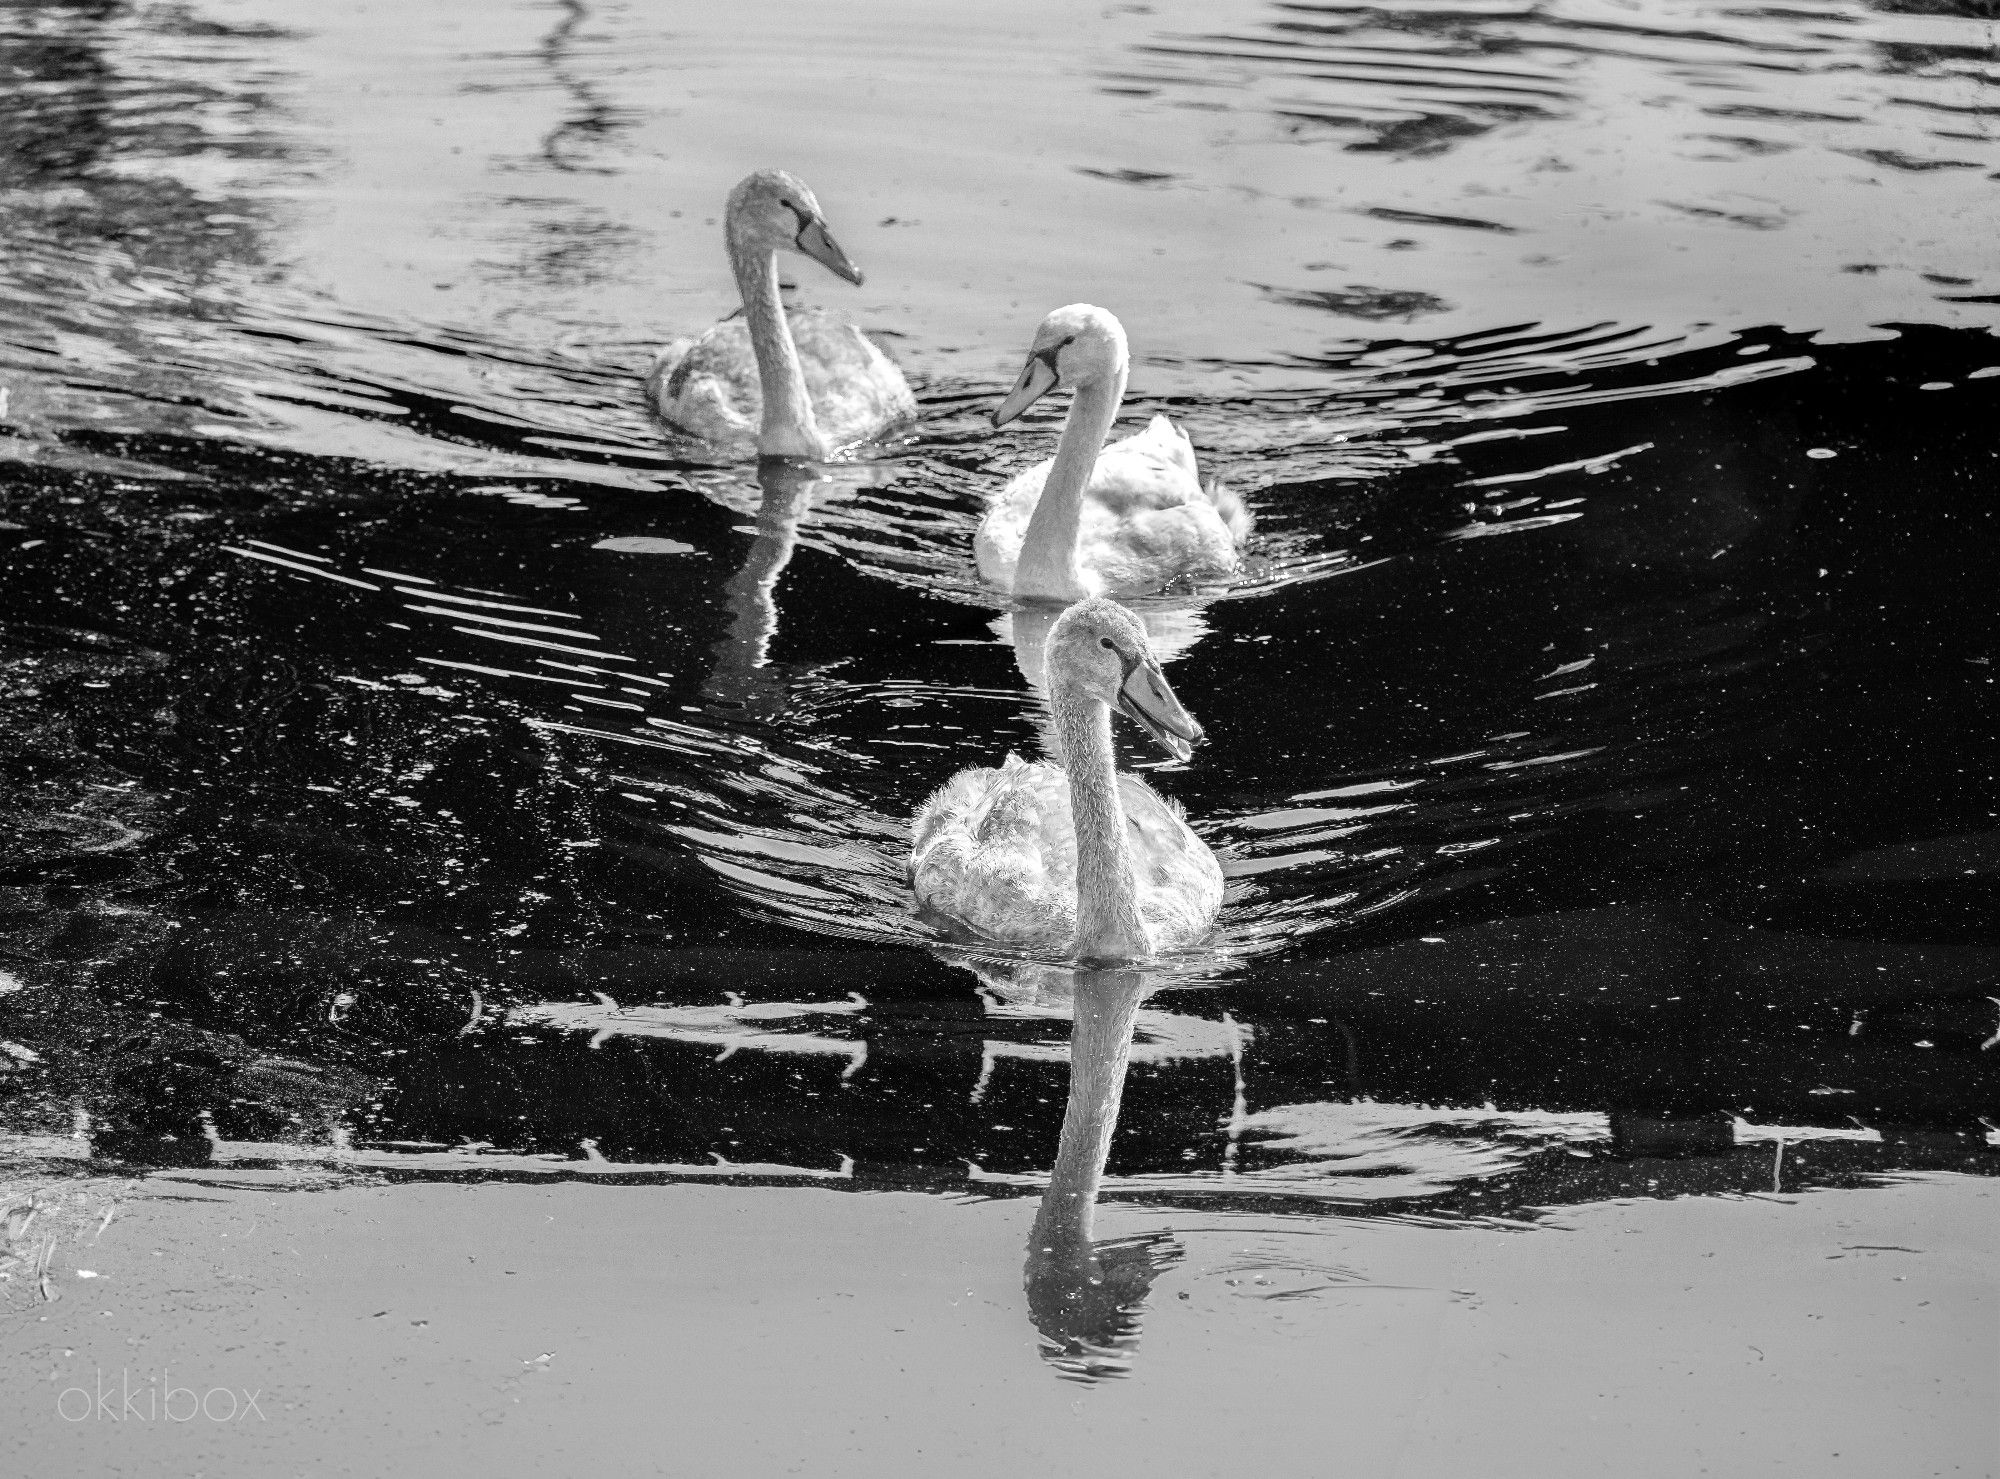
[701,458,822,715]
[697,446,1218,726]
[1023,966,1183,1379]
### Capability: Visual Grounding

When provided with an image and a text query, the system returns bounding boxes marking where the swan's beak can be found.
[1114,658,1204,763]
[795,217,864,286]
[993,352,1059,428]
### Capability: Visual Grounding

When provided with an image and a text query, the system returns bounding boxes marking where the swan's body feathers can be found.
[647,308,915,456]
[975,415,1248,596]
[1206,473,1254,547]
[911,752,1222,954]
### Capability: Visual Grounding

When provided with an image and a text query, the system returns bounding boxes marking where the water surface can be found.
[1,0,1996,1426]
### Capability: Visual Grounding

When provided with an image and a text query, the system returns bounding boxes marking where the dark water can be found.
[2,0,1996,1383]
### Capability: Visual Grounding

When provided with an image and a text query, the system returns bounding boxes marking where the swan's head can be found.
[993,305,1129,427]
[725,169,864,286]
[1047,597,1204,762]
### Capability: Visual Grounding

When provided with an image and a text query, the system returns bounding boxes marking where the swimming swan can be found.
[976,305,1250,601]
[646,169,915,460]
[910,598,1222,963]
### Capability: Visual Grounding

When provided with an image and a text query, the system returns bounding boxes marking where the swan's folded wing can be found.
[1087,422,1207,517]
[648,310,912,452]
[973,460,1051,585]
[647,336,698,381]
[1079,497,1240,591]
[648,320,760,443]
[911,755,1077,948]
[1112,414,1199,481]
[1120,776,1225,949]
[788,309,917,450]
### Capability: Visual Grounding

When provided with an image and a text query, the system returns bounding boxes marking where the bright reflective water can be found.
[1,0,1996,1391]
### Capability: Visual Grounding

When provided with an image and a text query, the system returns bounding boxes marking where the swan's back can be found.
[975,414,1247,595]
[911,753,1221,952]
[1114,412,1199,486]
[647,308,916,454]
[789,311,917,448]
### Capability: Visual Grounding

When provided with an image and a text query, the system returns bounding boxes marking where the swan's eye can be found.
[1099,637,1115,650]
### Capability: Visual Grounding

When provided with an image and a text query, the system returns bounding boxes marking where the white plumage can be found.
[912,753,1220,953]
[651,309,913,458]
[977,305,1250,601]
[976,413,1249,597]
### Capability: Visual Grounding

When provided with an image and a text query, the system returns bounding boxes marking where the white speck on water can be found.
[593,536,697,555]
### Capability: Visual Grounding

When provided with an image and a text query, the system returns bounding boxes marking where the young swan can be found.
[975,304,1251,601]
[646,169,915,460]
[911,598,1222,964]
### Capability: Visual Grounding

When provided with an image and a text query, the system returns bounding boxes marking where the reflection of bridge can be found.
[9,865,1993,1220]
[509,980,1242,1089]
[139,882,1995,1216]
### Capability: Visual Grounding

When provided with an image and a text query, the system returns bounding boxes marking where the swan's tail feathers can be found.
[1130,414,1199,477]
[1206,474,1255,546]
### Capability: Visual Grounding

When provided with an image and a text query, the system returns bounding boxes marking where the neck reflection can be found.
[1025,966,1182,1379]
[703,459,819,712]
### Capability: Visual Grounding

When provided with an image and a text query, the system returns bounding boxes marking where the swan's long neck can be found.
[1052,677,1150,963]
[728,232,823,459]
[1031,971,1147,1252]
[1014,366,1126,601]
